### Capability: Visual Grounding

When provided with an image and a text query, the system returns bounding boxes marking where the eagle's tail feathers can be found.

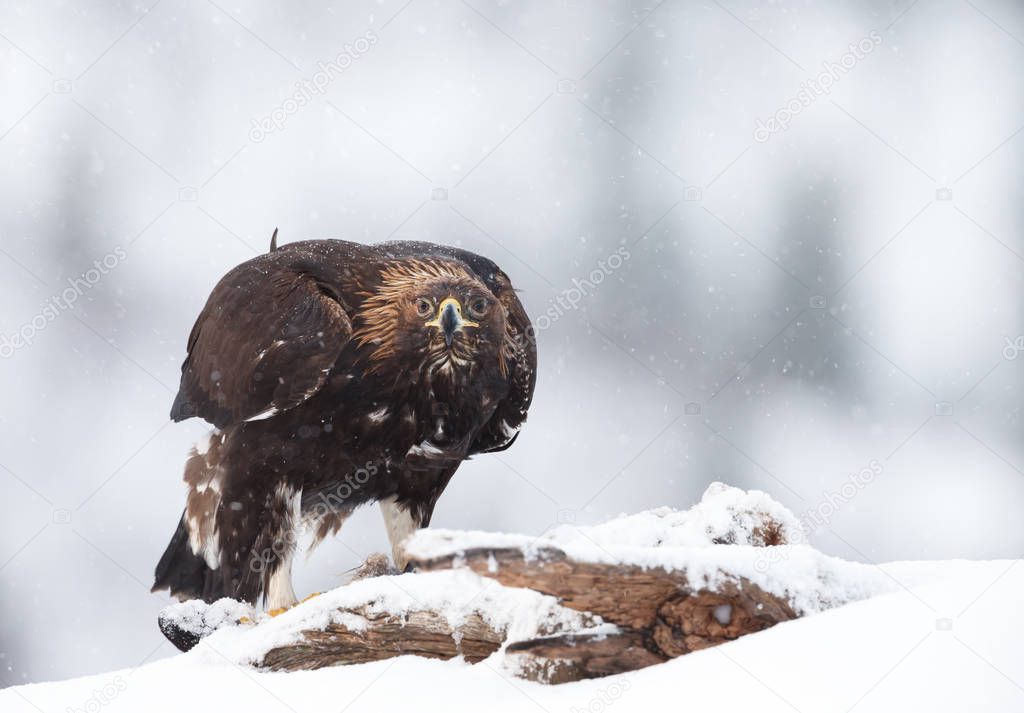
[152,512,226,603]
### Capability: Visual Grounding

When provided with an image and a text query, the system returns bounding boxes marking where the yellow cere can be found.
[425,297,479,329]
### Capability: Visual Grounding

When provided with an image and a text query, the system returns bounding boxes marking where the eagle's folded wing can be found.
[170,258,352,428]
[470,275,537,454]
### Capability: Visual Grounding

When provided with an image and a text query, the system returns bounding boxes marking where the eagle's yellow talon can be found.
[266,593,320,617]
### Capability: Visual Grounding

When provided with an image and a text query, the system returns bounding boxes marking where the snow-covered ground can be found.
[4,559,1021,712]
[4,485,1021,711]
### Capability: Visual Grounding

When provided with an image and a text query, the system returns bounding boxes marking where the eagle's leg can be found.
[263,486,356,614]
[379,496,421,570]
[265,544,298,614]
[215,477,304,613]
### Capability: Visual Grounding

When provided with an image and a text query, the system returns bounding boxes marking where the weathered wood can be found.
[652,584,795,656]
[410,545,798,673]
[413,547,682,629]
[256,546,800,682]
[411,547,796,632]
[261,607,504,671]
[507,631,666,684]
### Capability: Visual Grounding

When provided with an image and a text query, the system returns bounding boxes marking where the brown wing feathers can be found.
[170,256,352,428]
[170,241,536,449]
[470,273,537,454]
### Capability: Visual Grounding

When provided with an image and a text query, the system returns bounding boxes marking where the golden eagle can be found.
[152,237,536,610]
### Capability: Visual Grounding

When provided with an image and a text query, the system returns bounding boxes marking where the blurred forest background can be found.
[1,0,1023,685]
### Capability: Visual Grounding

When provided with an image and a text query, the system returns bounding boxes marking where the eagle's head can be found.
[354,259,510,378]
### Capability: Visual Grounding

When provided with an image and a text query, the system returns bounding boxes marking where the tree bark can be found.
[261,607,504,671]
[255,546,799,682]
[408,545,798,681]
[410,546,797,633]
[507,631,666,684]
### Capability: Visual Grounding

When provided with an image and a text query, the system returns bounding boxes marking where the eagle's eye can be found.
[415,297,433,318]
[468,297,489,319]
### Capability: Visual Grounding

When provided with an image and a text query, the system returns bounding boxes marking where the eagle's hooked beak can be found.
[425,297,478,346]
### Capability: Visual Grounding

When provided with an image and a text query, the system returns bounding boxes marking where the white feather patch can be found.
[379,497,418,570]
[266,483,302,610]
[367,406,389,423]
[246,406,280,422]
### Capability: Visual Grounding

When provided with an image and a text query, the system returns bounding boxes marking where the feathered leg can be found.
[379,496,421,570]
[217,478,303,608]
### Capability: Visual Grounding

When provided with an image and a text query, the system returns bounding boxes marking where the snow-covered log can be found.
[405,542,798,680]
[410,545,797,634]
[261,607,504,670]
[158,484,893,683]
[241,547,798,682]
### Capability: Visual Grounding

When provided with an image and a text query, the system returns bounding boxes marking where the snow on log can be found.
[162,568,607,681]
[405,542,800,679]
[409,545,797,633]
[505,631,666,683]
[261,607,504,670]
[159,484,893,683]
